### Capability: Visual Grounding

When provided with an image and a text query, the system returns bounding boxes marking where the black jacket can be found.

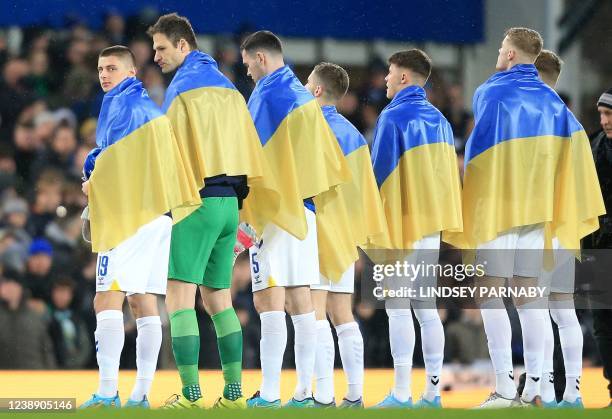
[585,131,612,248]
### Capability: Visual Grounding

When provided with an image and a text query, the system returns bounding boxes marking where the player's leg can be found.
[198,197,245,408]
[475,230,519,408]
[200,286,244,407]
[165,281,200,406]
[251,286,286,406]
[80,289,125,408]
[412,299,444,406]
[280,207,319,407]
[541,299,556,406]
[125,293,162,407]
[549,292,583,407]
[311,289,335,406]
[327,292,364,407]
[285,286,317,403]
[380,302,414,407]
[511,275,546,404]
[512,224,547,405]
[124,215,171,407]
[81,243,128,408]
[163,200,215,408]
[248,221,288,407]
[411,235,443,408]
[535,255,556,406]
[475,275,517,405]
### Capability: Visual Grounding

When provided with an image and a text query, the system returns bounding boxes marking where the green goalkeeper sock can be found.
[211,307,243,401]
[170,308,201,402]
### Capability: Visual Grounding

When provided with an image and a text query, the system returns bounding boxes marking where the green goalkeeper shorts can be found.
[168,197,238,289]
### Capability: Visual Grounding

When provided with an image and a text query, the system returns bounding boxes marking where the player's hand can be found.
[81,180,90,196]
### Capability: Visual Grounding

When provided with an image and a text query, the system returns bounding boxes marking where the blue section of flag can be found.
[247,66,314,146]
[321,105,367,156]
[161,50,236,113]
[465,64,583,164]
[88,77,163,174]
[370,86,454,187]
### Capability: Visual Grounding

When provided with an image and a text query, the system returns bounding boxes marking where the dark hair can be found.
[535,49,562,79]
[147,13,198,50]
[240,30,283,54]
[388,49,432,82]
[504,27,543,60]
[52,276,76,290]
[99,45,136,67]
[312,62,349,100]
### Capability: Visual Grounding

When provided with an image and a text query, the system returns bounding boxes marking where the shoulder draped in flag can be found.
[247,65,354,277]
[316,105,389,279]
[162,50,280,233]
[88,77,200,252]
[446,64,605,250]
[371,85,463,250]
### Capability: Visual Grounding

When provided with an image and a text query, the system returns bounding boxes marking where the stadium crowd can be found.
[0,10,603,379]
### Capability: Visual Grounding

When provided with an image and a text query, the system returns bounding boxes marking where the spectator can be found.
[129,37,153,70]
[48,277,92,368]
[31,121,77,180]
[104,11,127,45]
[25,50,52,98]
[22,238,54,311]
[444,309,489,365]
[0,144,19,193]
[141,65,165,106]
[0,271,56,369]
[441,84,474,153]
[0,197,32,272]
[0,58,33,140]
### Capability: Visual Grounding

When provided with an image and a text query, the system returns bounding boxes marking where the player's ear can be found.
[178,38,188,53]
[256,51,265,66]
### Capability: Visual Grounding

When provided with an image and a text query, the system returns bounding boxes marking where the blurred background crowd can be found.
[0,3,608,387]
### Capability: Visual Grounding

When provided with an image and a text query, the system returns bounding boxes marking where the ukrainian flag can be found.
[316,105,389,279]
[446,64,605,250]
[371,85,463,250]
[162,51,279,232]
[247,65,352,265]
[88,77,200,252]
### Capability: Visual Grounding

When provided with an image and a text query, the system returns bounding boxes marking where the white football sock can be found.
[413,303,444,401]
[386,308,415,402]
[291,311,317,401]
[516,300,546,402]
[95,310,124,398]
[335,321,364,402]
[314,319,334,404]
[130,316,162,401]
[480,299,515,399]
[541,308,555,403]
[549,299,583,402]
[259,311,287,402]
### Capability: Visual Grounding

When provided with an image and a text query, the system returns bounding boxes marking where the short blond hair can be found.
[535,50,562,78]
[504,27,543,60]
[312,62,349,100]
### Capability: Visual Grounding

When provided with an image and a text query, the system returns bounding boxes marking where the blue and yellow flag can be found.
[88,77,200,252]
[316,105,389,279]
[446,64,605,250]
[162,51,280,232]
[371,85,463,250]
[247,65,352,243]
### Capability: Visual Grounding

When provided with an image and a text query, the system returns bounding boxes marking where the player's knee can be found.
[253,290,284,313]
[412,307,440,327]
[127,297,141,318]
[327,300,354,326]
[285,287,313,315]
